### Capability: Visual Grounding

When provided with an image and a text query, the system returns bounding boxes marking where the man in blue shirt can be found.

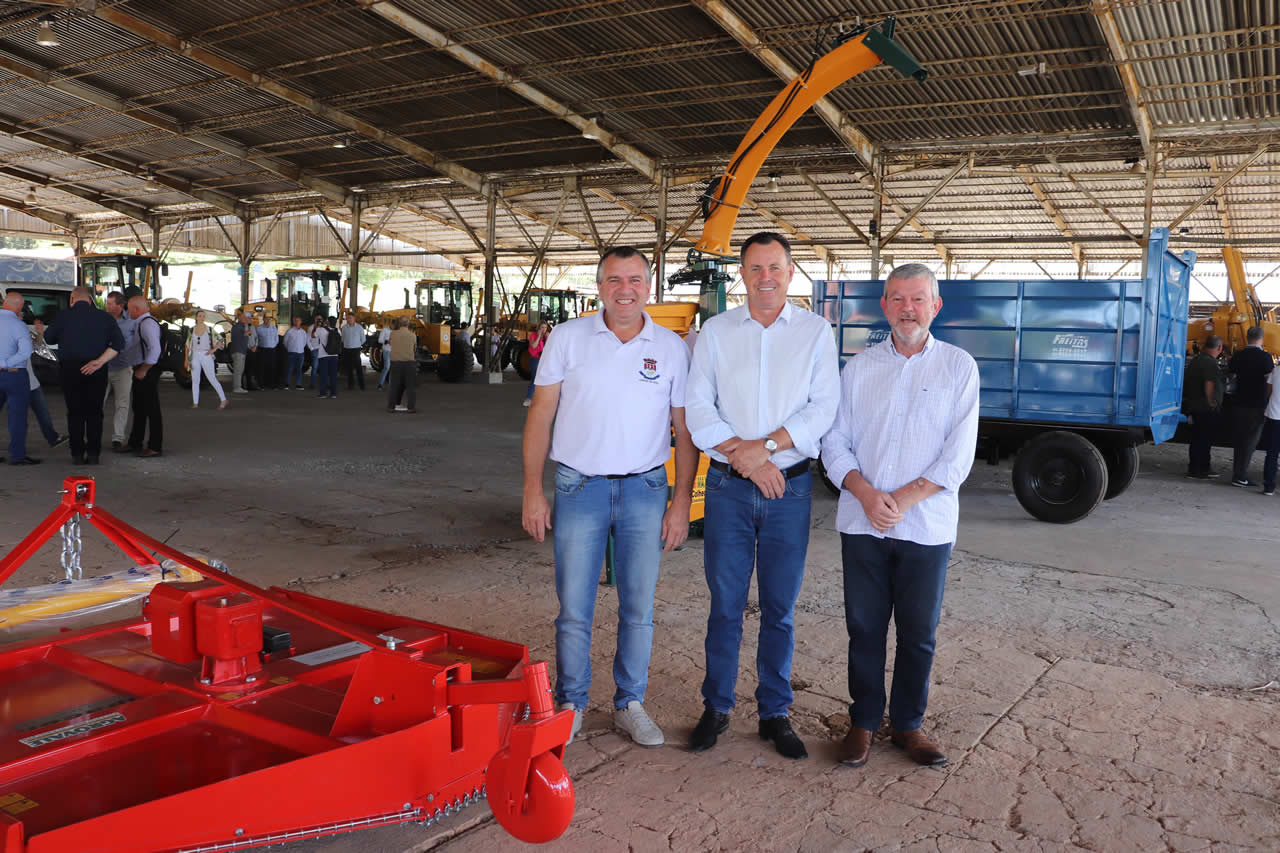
[43,286,122,464]
[256,316,281,389]
[0,291,39,465]
[125,295,164,457]
[104,291,139,450]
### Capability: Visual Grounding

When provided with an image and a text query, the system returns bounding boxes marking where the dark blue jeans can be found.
[841,533,952,732]
[701,467,812,720]
[1262,418,1280,492]
[29,387,58,445]
[286,351,305,387]
[316,356,338,396]
[0,369,30,461]
[526,355,540,400]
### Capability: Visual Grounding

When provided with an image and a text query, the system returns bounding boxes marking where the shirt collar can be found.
[739,301,793,327]
[888,332,935,359]
[137,311,152,322]
[592,309,655,341]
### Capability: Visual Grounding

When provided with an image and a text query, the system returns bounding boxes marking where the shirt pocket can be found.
[911,383,953,429]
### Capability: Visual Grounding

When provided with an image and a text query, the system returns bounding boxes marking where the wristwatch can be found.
[763,437,778,454]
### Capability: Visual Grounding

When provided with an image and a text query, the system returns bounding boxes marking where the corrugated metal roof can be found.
[0,0,1273,269]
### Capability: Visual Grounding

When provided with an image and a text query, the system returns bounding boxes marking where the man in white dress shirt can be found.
[820,263,979,769]
[684,231,840,759]
[522,246,696,749]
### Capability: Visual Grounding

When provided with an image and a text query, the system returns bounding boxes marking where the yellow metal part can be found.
[1187,246,1280,357]
[695,33,885,258]
[0,565,203,630]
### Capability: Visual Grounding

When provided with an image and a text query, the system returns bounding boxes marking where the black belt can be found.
[604,464,664,480]
[710,459,810,480]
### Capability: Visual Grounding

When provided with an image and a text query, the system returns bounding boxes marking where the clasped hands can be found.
[720,437,786,499]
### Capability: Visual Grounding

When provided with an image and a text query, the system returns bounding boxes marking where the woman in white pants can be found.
[187,311,228,409]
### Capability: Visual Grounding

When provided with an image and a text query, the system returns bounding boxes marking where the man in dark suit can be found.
[42,286,123,465]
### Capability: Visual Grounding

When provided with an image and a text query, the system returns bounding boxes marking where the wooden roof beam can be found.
[0,52,351,205]
[357,0,659,183]
[85,3,488,196]
[1017,166,1084,268]
[1092,0,1153,160]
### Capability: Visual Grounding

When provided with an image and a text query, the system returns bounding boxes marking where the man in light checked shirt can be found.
[820,262,980,769]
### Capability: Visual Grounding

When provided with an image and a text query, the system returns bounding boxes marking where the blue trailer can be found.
[813,227,1196,523]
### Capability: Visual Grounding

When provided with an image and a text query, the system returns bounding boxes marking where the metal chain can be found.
[59,516,82,581]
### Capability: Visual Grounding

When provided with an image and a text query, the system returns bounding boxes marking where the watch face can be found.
[764,439,778,452]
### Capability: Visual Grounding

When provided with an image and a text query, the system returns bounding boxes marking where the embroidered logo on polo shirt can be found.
[639,357,660,382]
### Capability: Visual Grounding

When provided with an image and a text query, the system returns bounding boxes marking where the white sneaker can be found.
[232,388,248,394]
[614,700,664,747]
[522,398,531,407]
[557,702,583,745]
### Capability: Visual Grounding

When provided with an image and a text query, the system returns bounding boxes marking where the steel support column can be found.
[484,185,498,374]
[349,196,363,312]
[655,172,667,303]
[239,216,251,306]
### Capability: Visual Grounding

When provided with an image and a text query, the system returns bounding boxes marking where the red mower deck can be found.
[0,477,575,852]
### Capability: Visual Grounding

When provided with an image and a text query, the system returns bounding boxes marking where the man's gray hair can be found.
[884,262,939,300]
[596,246,651,284]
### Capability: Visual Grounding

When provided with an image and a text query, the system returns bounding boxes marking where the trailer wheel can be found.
[1012,431,1109,523]
[368,346,384,374]
[1102,444,1140,500]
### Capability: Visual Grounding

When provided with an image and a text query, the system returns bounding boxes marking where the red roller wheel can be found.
[485,748,574,843]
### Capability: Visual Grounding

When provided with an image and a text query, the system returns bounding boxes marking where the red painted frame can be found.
[0,478,574,851]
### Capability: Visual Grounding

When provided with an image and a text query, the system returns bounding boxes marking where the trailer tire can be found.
[1012,431,1108,523]
[1101,444,1140,500]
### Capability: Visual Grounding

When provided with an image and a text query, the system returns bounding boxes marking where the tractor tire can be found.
[174,359,192,390]
[1101,443,1140,500]
[436,349,467,383]
[1012,431,1109,524]
[368,346,384,374]
[509,341,532,380]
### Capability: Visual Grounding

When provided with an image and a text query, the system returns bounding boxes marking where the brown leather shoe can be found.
[889,728,947,766]
[838,726,873,767]
[138,448,163,458]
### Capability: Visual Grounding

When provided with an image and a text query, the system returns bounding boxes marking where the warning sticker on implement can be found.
[291,640,367,667]
[18,712,125,748]
[0,793,38,815]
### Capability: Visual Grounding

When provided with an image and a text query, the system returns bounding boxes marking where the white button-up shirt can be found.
[685,302,839,469]
[283,326,309,353]
[536,310,689,476]
[821,334,980,546]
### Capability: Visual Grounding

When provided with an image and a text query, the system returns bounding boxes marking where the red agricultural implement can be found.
[0,477,575,852]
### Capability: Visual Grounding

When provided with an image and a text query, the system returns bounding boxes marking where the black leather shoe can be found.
[689,709,729,753]
[759,716,807,759]
[71,454,85,465]
[9,457,42,466]
[86,455,100,465]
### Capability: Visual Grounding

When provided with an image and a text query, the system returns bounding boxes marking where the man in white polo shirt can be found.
[522,245,696,748]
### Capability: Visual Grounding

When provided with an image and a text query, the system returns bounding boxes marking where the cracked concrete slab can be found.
[1,381,1277,852]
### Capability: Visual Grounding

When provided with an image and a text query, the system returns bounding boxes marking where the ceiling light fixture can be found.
[581,116,603,141]
[36,22,59,47]
[767,172,780,192]
[24,187,37,204]
[332,141,346,148]
[1016,61,1047,78]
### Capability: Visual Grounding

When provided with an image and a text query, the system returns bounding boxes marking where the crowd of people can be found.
[522,234,979,769]
[0,293,429,464]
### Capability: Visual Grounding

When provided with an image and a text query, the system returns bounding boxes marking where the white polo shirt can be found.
[536,309,689,476]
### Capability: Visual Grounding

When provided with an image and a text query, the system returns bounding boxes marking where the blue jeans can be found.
[379,348,391,387]
[29,386,58,445]
[286,351,305,387]
[841,533,952,732]
[552,463,668,710]
[1262,418,1280,492]
[316,356,338,396]
[701,467,812,719]
[0,370,30,461]
[526,355,540,399]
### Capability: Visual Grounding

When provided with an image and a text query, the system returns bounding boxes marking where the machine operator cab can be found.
[416,280,474,330]
[271,268,341,330]
[79,251,166,303]
[526,288,576,328]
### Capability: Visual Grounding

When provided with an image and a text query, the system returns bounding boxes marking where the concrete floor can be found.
[1,372,1277,852]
